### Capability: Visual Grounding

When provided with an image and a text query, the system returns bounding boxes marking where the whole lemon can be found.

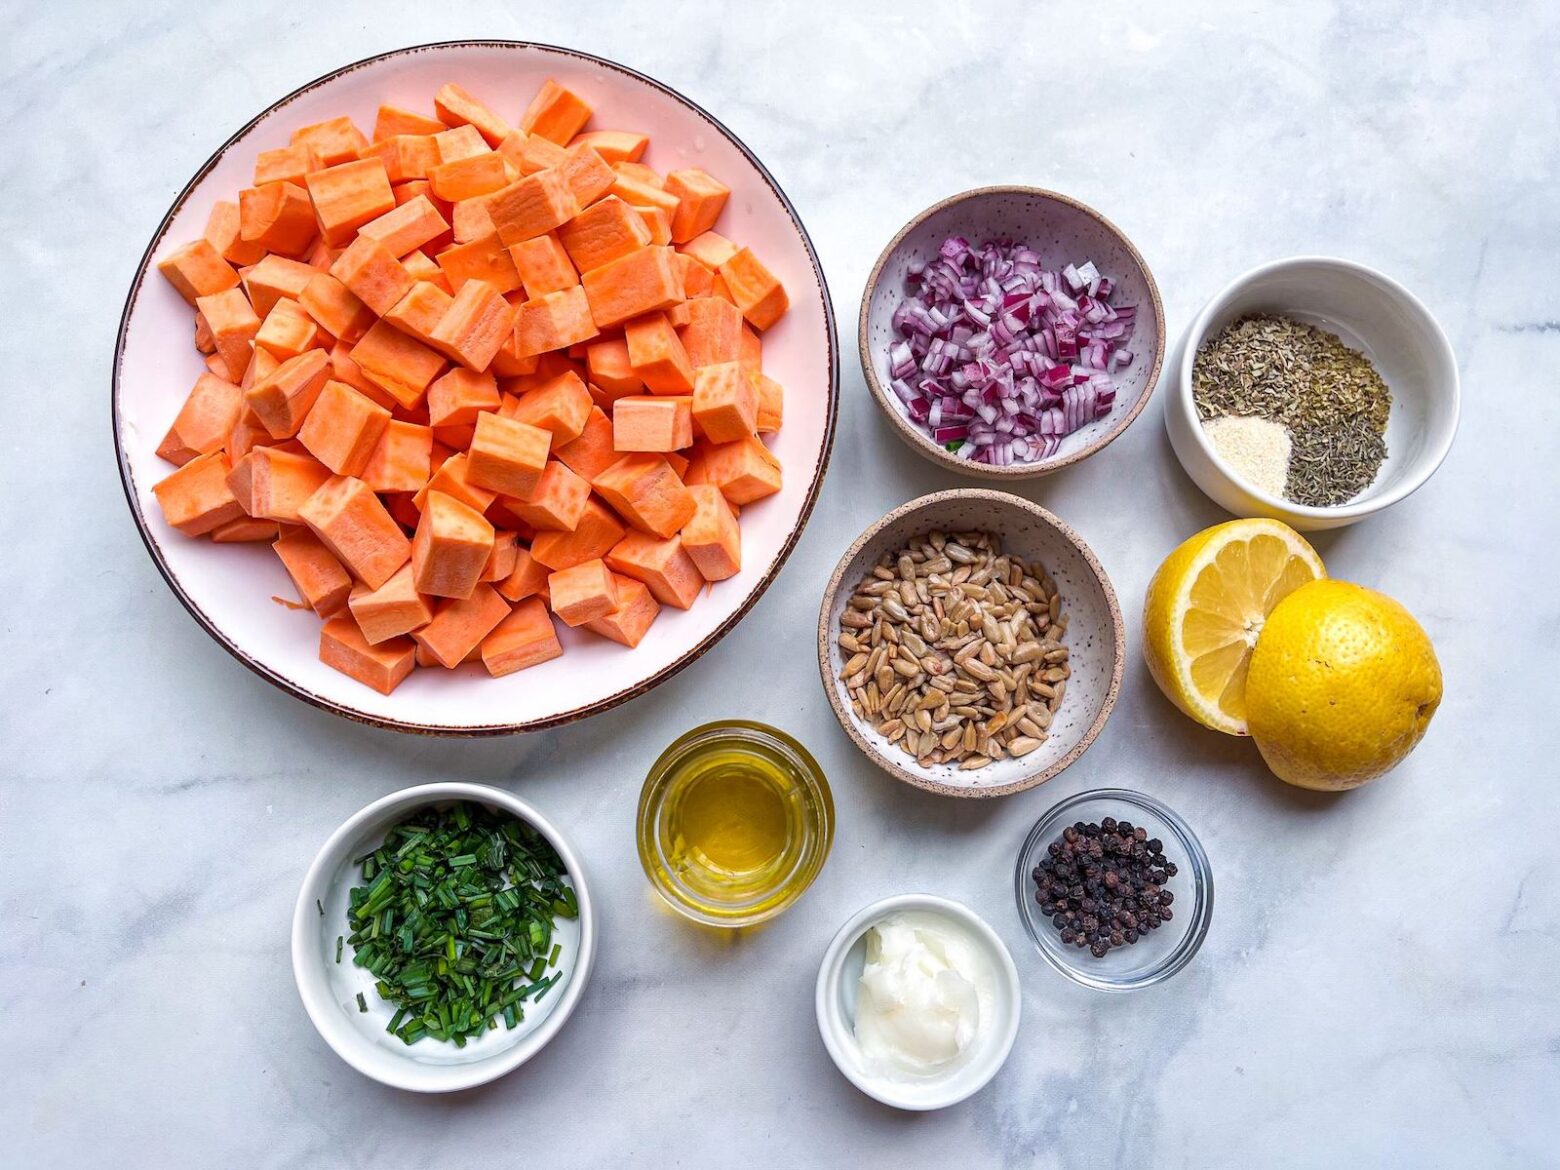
[1245,579,1442,790]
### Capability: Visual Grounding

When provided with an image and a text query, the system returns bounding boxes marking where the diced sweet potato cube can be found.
[739,323,762,371]
[584,338,641,397]
[227,445,332,523]
[546,558,619,626]
[211,516,279,543]
[678,297,744,368]
[361,134,442,183]
[592,454,697,538]
[228,405,276,461]
[674,252,716,299]
[466,412,552,498]
[159,238,241,304]
[255,297,320,361]
[508,369,592,443]
[429,279,515,371]
[614,161,664,188]
[299,272,375,344]
[358,194,450,256]
[482,530,520,582]
[583,574,660,647]
[680,231,739,270]
[569,129,648,164]
[157,372,243,465]
[429,152,511,202]
[434,82,513,147]
[299,475,411,589]
[305,158,395,246]
[239,181,316,255]
[481,597,562,676]
[613,396,693,452]
[509,132,567,175]
[699,436,783,505]
[349,320,447,410]
[243,255,317,317]
[359,421,433,496]
[153,451,243,536]
[510,234,578,299]
[291,116,368,167]
[609,172,679,217]
[349,563,433,644]
[436,231,522,294]
[451,196,496,243]
[557,195,652,273]
[204,352,233,382]
[253,142,321,186]
[375,104,449,140]
[486,170,579,246]
[329,339,396,408]
[274,527,353,615]
[203,199,267,267]
[719,248,789,330]
[319,614,415,694]
[413,584,511,668]
[427,367,500,428]
[513,286,599,357]
[412,490,495,599]
[606,531,705,610]
[495,544,551,601]
[412,450,495,512]
[433,124,489,164]
[624,311,695,393]
[245,349,330,439]
[559,144,616,206]
[306,239,339,271]
[634,205,672,246]
[530,499,625,570]
[383,281,454,344]
[681,484,742,581]
[663,169,730,243]
[502,459,590,532]
[519,80,593,144]
[402,248,452,291]
[755,374,783,433]
[298,380,392,476]
[582,246,682,328]
[692,362,758,443]
[552,405,618,482]
[330,234,414,316]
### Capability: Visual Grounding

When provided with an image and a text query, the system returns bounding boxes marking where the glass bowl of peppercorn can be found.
[1014,788,1212,990]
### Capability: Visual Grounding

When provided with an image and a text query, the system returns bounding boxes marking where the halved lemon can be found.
[1141,519,1325,735]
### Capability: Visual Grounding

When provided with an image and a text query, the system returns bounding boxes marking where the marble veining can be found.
[3,1,1557,1166]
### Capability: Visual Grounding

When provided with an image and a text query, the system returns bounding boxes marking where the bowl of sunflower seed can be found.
[815,488,1125,797]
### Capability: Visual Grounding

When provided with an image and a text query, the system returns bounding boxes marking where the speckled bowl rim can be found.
[1173,255,1461,520]
[111,40,840,737]
[814,488,1125,798]
[857,185,1166,480]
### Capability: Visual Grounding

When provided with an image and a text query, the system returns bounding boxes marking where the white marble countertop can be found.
[5,1,1557,1166]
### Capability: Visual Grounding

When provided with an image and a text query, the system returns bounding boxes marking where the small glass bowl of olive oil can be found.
[637,721,834,927]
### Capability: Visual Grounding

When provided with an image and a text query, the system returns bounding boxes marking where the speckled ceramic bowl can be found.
[816,489,1124,797]
[859,186,1165,479]
[113,41,838,735]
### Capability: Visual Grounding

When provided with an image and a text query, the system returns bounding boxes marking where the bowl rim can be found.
[290,781,596,1093]
[813,892,1022,1111]
[1012,787,1213,992]
[112,39,840,736]
[1175,254,1461,520]
[814,487,1125,798]
[856,184,1166,480]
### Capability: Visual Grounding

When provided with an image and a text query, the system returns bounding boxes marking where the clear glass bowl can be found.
[1014,788,1212,991]
[637,721,834,928]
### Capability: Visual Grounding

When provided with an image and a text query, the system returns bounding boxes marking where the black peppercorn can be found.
[1032,812,1183,960]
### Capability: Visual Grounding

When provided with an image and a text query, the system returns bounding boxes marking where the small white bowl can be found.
[292,782,596,1093]
[1165,256,1459,530]
[815,894,1021,1111]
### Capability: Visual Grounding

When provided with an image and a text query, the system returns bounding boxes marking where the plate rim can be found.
[113,39,840,736]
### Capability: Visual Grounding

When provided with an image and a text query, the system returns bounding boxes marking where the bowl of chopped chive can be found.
[292,783,595,1092]
[1166,257,1460,530]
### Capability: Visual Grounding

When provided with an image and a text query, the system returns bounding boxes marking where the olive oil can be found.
[638,721,834,926]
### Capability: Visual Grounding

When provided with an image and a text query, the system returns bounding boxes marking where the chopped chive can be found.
[316,898,324,917]
[548,943,561,966]
[356,992,368,1013]
[335,936,344,964]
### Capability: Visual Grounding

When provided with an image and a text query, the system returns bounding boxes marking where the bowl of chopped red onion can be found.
[860,186,1164,477]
